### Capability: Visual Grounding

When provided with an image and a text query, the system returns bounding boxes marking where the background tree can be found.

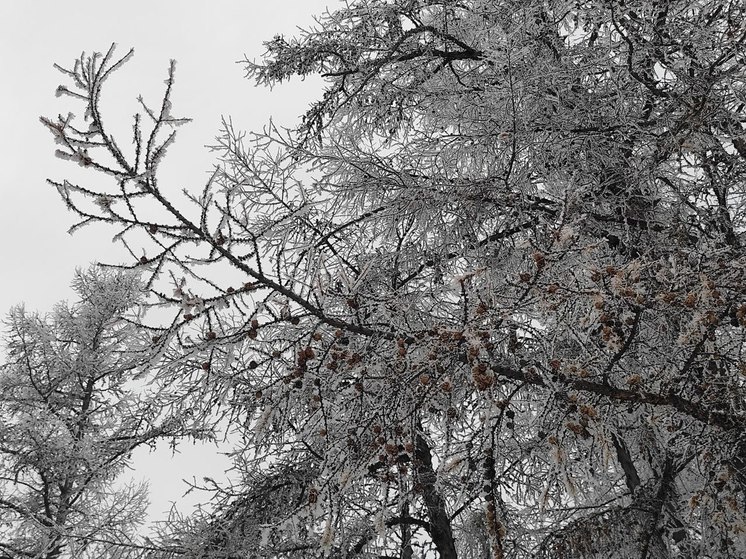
[42,0,746,557]
[0,268,207,559]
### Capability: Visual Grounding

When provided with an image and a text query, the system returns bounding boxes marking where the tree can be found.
[41,0,746,557]
[0,268,206,559]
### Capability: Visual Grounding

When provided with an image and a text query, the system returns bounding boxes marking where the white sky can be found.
[0,0,331,527]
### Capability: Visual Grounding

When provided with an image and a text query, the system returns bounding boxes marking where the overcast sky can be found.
[0,0,331,526]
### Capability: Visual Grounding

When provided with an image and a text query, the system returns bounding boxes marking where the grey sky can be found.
[1,0,330,524]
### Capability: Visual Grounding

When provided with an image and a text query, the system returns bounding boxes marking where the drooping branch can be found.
[491,362,743,432]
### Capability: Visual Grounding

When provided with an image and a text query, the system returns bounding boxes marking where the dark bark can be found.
[400,501,414,559]
[611,433,641,492]
[639,458,676,559]
[414,431,457,559]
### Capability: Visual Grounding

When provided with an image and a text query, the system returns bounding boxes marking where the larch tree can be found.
[41,0,746,557]
[0,268,207,559]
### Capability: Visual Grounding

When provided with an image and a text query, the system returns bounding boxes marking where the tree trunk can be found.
[414,431,457,559]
